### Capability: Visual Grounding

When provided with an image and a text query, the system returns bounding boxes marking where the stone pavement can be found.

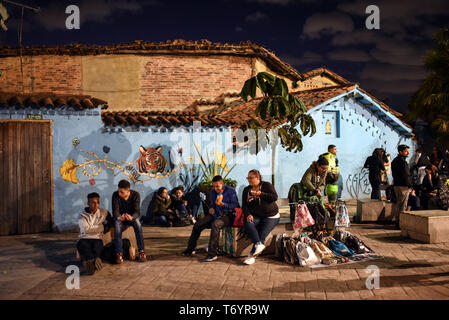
[1,220,449,300]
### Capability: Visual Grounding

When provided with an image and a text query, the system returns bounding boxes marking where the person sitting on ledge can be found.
[152,187,179,227]
[77,192,112,275]
[170,186,191,226]
[242,169,280,265]
[112,179,146,264]
[182,175,240,262]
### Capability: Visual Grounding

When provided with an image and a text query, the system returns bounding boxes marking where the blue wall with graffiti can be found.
[0,88,417,231]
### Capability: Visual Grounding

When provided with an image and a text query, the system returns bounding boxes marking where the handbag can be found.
[327,239,355,257]
[233,208,244,227]
[296,242,321,267]
[335,202,351,228]
[293,202,315,229]
[311,240,336,260]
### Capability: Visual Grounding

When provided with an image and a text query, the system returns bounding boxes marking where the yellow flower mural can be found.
[59,159,79,184]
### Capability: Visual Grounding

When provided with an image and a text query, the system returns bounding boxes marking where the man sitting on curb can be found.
[77,192,112,275]
[112,179,147,263]
[182,175,240,262]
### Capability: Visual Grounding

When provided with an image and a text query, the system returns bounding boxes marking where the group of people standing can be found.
[364,144,449,229]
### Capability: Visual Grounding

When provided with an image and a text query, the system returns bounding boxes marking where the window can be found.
[322,110,340,138]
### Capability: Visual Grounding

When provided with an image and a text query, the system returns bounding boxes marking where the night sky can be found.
[1,0,448,113]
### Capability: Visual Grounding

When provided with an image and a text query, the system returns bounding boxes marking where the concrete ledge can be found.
[356,199,393,222]
[400,210,449,243]
[221,222,291,257]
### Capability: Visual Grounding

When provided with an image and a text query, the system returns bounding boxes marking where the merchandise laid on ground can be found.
[272,200,382,268]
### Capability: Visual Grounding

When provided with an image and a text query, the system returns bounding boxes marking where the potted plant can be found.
[194,145,237,203]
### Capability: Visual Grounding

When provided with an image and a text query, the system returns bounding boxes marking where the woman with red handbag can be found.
[242,169,280,265]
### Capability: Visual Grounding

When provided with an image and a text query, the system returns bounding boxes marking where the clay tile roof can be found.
[215,84,358,129]
[0,39,302,81]
[302,67,352,85]
[0,92,108,110]
[101,110,235,127]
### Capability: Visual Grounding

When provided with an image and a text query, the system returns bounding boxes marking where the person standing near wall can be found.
[364,148,386,200]
[322,145,340,202]
[112,180,147,263]
[77,192,112,275]
[391,145,412,229]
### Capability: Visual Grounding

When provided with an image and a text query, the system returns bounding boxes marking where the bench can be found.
[400,210,449,243]
[355,199,394,222]
[76,226,137,260]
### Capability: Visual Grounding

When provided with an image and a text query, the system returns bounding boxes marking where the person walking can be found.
[391,145,412,229]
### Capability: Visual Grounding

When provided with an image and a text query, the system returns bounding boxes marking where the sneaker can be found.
[253,243,265,256]
[86,259,95,275]
[243,256,255,265]
[94,257,103,271]
[191,217,197,224]
[204,255,217,262]
[138,251,147,262]
[116,253,124,264]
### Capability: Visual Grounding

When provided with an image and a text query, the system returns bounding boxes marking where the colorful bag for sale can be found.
[335,202,350,228]
[293,202,315,229]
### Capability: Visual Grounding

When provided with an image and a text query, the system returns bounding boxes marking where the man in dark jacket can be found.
[182,175,240,262]
[391,145,412,229]
[112,179,146,263]
[364,148,386,200]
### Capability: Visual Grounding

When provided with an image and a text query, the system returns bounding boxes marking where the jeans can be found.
[369,177,381,200]
[392,186,411,226]
[77,238,103,261]
[186,214,233,256]
[244,216,280,254]
[190,204,200,219]
[336,174,344,200]
[174,202,187,214]
[114,218,145,254]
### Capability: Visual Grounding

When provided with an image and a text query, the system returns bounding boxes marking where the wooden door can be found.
[0,120,53,235]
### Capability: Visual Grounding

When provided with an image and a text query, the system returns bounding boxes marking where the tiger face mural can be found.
[137,145,167,175]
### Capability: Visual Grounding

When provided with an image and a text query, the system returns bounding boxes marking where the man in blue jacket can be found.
[182,175,240,262]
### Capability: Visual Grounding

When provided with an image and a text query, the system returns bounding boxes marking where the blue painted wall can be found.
[0,88,416,231]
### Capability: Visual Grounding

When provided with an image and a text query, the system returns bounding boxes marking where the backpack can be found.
[345,234,373,254]
[288,183,303,221]
[296,242,321,267]
[437,175,449,210]
[233,208,244,227]
[327,239,355,257]
[335,202,350,228]
[101,238,132,263]
[275,233,287,259]
[282,237,299,265]
[307,202,329,227]
[293,202,315,229]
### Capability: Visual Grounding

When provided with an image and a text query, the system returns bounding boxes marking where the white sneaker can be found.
[191,217,197,224]
[243,256,256,265]
[253,243,265,256]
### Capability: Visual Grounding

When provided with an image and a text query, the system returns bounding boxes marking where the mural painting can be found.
[60,138,185,185]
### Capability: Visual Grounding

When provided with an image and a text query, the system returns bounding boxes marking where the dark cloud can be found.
[301,12,354,39]
[33,0,160,31]
[281,51,323,66]
[245,11,269,23]
[328,49,371,62]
